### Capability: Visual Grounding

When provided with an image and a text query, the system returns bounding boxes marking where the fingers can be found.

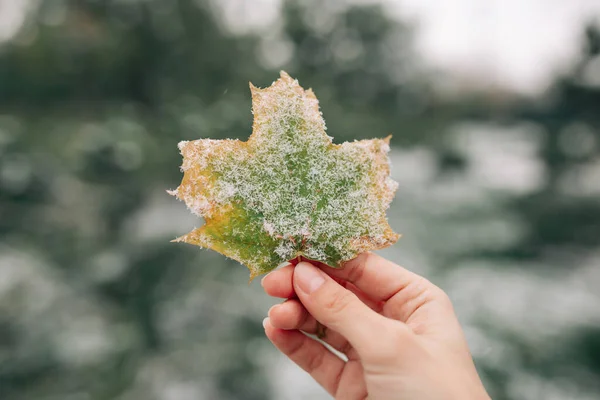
[268,299,308,330]
[326,252,434,302]
[381,274,448,323]
[268,299,356,359]
[262,255,448,336]
[263,264,383,311]
[292,262,393,356]
[263,319,347,397]
[263,253,435,306]
[331,253,453,327]
[261,263,295,298]
[335,361,368,400]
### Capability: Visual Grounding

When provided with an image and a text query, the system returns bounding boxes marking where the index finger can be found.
[261,263,296,299]
[322,252,422,302]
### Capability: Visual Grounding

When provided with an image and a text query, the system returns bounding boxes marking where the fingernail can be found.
[262,317,270,329]
[260,272,271,287]
[295,262,325,294]
[268,304,279,317]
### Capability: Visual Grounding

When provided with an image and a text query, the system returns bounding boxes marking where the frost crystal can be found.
[170,71,399,279]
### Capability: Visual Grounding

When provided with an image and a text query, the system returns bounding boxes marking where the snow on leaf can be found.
[170,71,400,280]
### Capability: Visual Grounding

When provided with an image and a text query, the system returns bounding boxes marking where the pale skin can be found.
[261,253,491,400]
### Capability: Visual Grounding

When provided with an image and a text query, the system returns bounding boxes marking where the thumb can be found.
[293,261,392,353]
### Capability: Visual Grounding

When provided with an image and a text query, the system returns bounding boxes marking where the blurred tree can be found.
[461,24,600,400]
[510,24,600,258]
[0,0,269,398]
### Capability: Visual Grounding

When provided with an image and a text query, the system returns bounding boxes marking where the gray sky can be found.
[0,0,29,42]
[389,0,600,93]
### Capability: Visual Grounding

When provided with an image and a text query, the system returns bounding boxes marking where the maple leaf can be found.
[170,71,399,280]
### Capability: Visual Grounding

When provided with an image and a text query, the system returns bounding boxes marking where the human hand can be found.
[261,253,491,400]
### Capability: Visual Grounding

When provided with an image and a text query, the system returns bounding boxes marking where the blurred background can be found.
[1,0,599,399]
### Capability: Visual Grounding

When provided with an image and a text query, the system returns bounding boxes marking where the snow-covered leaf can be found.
[170,72,399,279]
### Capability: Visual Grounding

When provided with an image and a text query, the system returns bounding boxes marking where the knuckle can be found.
[384,277,452,323]
[345,256,367,284]
[287,336,305,359]
[305,345,327,373]
[412,276,432,294]
[407,276,438,305]
[415,277,451,306]
[435,288,455,312]
[322,288,355,317]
